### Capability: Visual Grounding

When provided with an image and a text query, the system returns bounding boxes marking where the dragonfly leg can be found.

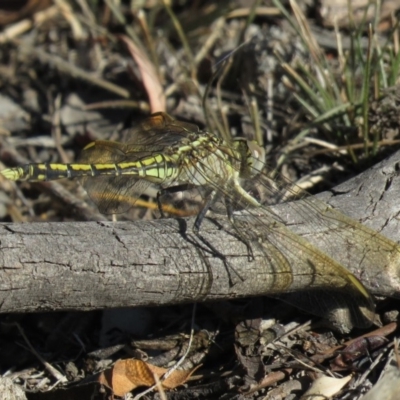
[156,190,167,218]
[192,190,245,286]
[225,197,255,262]
[159,186,244,286]
[193,190,216,233]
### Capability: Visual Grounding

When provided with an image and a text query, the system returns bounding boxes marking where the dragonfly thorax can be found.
[171,144,241,188]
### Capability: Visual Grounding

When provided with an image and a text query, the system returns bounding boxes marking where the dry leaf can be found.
[99,359,158,397]
[301,374,352,400]
[98,358,200,397]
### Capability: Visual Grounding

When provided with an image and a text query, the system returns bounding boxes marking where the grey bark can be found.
[0,149,400,315]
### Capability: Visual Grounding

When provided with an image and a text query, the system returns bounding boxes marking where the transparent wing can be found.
[121,112,200,147]
[76,113,203,215]
[178,143,385,329]
[77,140,155,214]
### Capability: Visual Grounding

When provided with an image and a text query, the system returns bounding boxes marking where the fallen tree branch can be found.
[0,149,399,316]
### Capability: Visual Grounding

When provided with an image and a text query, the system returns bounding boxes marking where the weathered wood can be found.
[0,149,400,317]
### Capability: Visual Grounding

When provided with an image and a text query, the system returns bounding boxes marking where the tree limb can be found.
[0,149,400,316]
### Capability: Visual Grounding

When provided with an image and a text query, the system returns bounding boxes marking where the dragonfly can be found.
[2,112,397,330]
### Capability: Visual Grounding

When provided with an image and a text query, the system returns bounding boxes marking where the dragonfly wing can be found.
[78,140,156,214]
[187,150,376,329]
[233,209,375,329]
[78,140,162,163]
[122,112,200,147]
[80,175,154,214]
[76,115,203,215]
[247,154,400,277]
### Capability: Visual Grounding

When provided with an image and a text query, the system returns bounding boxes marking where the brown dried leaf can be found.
[124,359,158,387]
[98,358,200,397]
[99,359,157,397]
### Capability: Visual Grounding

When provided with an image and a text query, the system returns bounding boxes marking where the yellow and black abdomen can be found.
[1,154,180,184]
[0,162,118,182]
